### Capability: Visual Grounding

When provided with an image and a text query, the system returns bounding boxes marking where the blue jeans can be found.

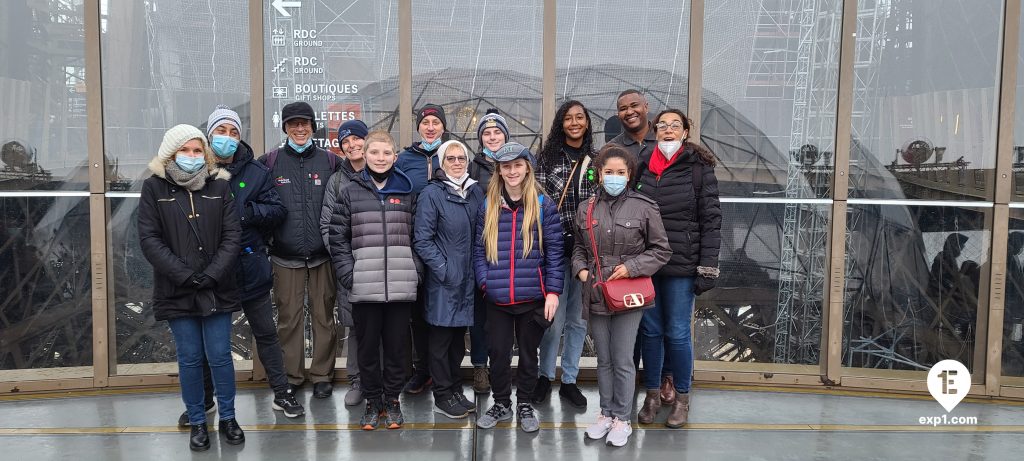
[470,290,489,367]
[168,313,236,425]
[539,261,585,383]
[640,275,695,393]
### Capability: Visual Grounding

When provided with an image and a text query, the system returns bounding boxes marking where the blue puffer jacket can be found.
[221,141,286,302]
[473,193,565,305]
[414,174,485,327]
[396,142,441,194]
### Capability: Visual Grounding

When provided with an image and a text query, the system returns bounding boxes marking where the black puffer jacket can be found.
[138,159,241,321]
[258,143,339,261]
[635,143,721,277]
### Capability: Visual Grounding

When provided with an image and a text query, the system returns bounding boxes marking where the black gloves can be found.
[189,272,216,290]
[694,276,716,295]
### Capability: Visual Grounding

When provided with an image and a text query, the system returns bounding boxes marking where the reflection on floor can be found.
[3,383,1024,460]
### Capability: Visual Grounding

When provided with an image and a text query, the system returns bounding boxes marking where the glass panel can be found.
[702,0,841,199]
[555,0,690,146]
[102,0,250,191]
[110,197,254,367]
[0,196,92,371]
[695,202,828,365]
[0,2,87,191]
[411,1,543,150]
[1002,210,1024,376]
[843,204,990,374]
[263,0,399,153]
[849,1,1002,200]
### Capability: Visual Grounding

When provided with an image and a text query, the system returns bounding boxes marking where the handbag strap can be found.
[585,198,605,284]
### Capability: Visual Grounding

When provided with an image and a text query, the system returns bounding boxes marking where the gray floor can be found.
[3,383,1024,460]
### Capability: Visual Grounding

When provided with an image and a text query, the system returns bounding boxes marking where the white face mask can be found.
[658,141,682,160]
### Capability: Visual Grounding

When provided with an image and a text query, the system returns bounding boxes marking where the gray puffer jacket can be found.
[571,190,671,316]
[328,167,421,303]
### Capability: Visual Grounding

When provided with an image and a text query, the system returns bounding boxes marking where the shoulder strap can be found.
[557,159,584,211]
[586,198,603,283]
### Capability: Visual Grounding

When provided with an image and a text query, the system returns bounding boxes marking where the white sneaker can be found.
[585,414,614,440]
[606,418,633,447]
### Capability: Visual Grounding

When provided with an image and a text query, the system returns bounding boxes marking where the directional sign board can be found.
[265,0,398,154]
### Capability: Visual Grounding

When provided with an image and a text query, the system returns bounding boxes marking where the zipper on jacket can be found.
[509,207,517,304]
[381,197,389,302]
[187,192,198,219]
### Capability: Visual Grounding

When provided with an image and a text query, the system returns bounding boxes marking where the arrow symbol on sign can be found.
[272,0,301,17]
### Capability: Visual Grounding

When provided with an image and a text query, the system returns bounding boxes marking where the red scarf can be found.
[648,144,686,178]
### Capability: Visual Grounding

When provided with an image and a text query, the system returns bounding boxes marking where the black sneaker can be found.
[360,399,384,430]
[453,392,476,413]
[384,398,404,429]
[404,373,432,395]
[533,377,552,403]
[558,382,588,408]
[433,394,469,419]
[177,402,216,428]
[272,392,305,418]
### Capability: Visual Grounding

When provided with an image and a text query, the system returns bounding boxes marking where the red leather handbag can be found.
[585,199,655,312]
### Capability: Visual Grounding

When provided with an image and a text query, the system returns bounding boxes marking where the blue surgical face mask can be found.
[175,155,206,173]
[421,139,442,151]
[482,148,497,160]
[602,174,628,196]
[288,138,312,153]
[210,135,239,159]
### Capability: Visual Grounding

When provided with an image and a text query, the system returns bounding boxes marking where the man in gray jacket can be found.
[608,90,657,161]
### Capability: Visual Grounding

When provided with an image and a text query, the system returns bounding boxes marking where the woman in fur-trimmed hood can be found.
[137,123,245,451]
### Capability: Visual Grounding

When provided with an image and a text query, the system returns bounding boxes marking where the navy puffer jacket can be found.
[473,193,565,305]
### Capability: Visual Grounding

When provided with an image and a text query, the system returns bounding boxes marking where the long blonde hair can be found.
[483,160,544,264]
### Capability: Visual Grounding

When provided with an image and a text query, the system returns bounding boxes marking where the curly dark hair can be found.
[538,100,593,168]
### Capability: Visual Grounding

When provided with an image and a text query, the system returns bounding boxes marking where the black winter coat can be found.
[222,141,286,302]
[138,162,242,321]
[635,143,722,277]
[469,154,495,191]
[258,143,340,261]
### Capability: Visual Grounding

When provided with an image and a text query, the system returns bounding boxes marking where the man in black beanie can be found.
[260,101,341,400]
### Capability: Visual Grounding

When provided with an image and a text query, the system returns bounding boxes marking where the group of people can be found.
[138,90,721,451]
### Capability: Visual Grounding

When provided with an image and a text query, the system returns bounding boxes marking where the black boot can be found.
[189,423,210,452]
[218,418,245,445]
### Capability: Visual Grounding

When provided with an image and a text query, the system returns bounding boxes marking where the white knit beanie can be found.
[158,124,208,163]
[206,104,242,137]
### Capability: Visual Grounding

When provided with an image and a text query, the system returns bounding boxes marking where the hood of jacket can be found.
[358,166,414,195]
[147,151,231,181]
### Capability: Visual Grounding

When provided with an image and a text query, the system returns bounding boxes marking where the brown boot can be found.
[660,376,676,405]
[637,390,661,424]
[665,393,690,428]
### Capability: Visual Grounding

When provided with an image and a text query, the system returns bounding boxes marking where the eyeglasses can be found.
[655,121,685,131]
[444,155,468,164]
